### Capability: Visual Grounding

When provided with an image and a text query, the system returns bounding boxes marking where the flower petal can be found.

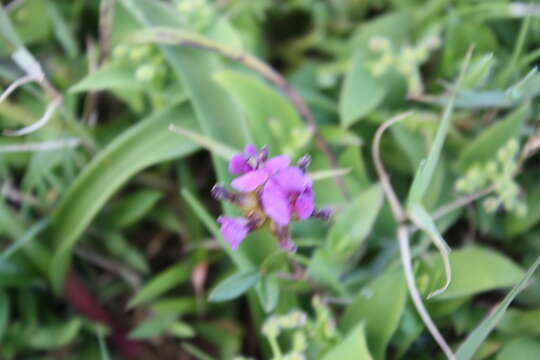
[229,154,252,174]
[272,167,311,194]
[295,189,314,220]
[231,169,270,192]
[261,179,291,225]
[244,144,258,158]
[217,216,249,250]
[264,155,291,174]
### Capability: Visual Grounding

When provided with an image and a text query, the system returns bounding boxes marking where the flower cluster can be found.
[212,145,330,252]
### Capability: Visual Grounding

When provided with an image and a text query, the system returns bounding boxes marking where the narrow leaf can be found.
[208,270,260,302]
[455,256,540,360]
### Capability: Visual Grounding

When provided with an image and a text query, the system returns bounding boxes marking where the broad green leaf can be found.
[151,297,197,315]
[457,103,528,171]
[322,323,373,360]
[339,50,386,127]
[498,308,540,335]
[328,184,383,258]
[320,125,363,147]
[128,315,176,340]
[50,104,199,293]
[208,270,260,302]
[108,189,162,229]
[128,263,192,308]
[29,318,83,350]
[169,125,238,160]
[256,276,279,313]
[0,290,8,344]
[341,270,407,360]
[496,337,540,360]
[455,256,540,360]
[69,63,142,93]
[421,247,524,300]
[169,321,195,338]
[213,70,303,154]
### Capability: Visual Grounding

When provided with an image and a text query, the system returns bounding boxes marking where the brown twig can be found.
[131,28,349,198]
[372,113,456,360]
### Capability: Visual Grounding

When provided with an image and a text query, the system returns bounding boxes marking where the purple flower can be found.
[213,145,329,252]
[261,167,314,226]
[231,154,290,192]
[217,216,250,250]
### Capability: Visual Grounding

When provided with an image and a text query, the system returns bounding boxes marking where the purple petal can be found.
[231,168,270,192]
[229,154,252,174]
[244,144,257,158]
[264,155,291,174]
[272,167,312,194]
[294,189,314,220]
[261,179,291,225]
[217,216,249,250]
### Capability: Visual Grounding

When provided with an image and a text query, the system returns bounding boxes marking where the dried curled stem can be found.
[372,112,456,360]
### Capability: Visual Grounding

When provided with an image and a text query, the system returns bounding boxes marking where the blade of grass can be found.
[49,104,199,294]
[455,256,540,360]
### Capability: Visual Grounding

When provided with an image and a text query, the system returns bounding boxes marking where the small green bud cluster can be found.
[311,296,338,341]
[455,139,527,217]
[261,310,308,360]
[367,35,440,95]
[112,44,168,84]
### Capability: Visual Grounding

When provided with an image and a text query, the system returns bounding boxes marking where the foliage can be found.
[1,0,540,359]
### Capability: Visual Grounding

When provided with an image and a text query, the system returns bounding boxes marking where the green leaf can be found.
[129,314,176,339]
[50,104,199,294]
[169,321,195,338]
[322,323,373,360]
[0,218,48,263]
[108,189,162,229]
[214,70,304,153]
[408,47,473,205]
[461,53,495,89]
[256,276,279,313]
[70,63,142,93]
[421,247,524,300]
[128,263,192,308]
[457,103,528,171]
[339,50,386,128]
[208,270,260,302]
[328,184,383,258]
[0,289,9,344]
[504,184,540,236]
[496,337,540,360]
[409,203,452,298]
[498,308,540,336]
[44,0,79,58]
[341,270,407,360]
[455,256,540,360]
[29,318,83,350]
[169,125,238,160]
[320,125,363,147]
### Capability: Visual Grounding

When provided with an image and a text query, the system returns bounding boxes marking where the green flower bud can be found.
[135,64,157,82]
